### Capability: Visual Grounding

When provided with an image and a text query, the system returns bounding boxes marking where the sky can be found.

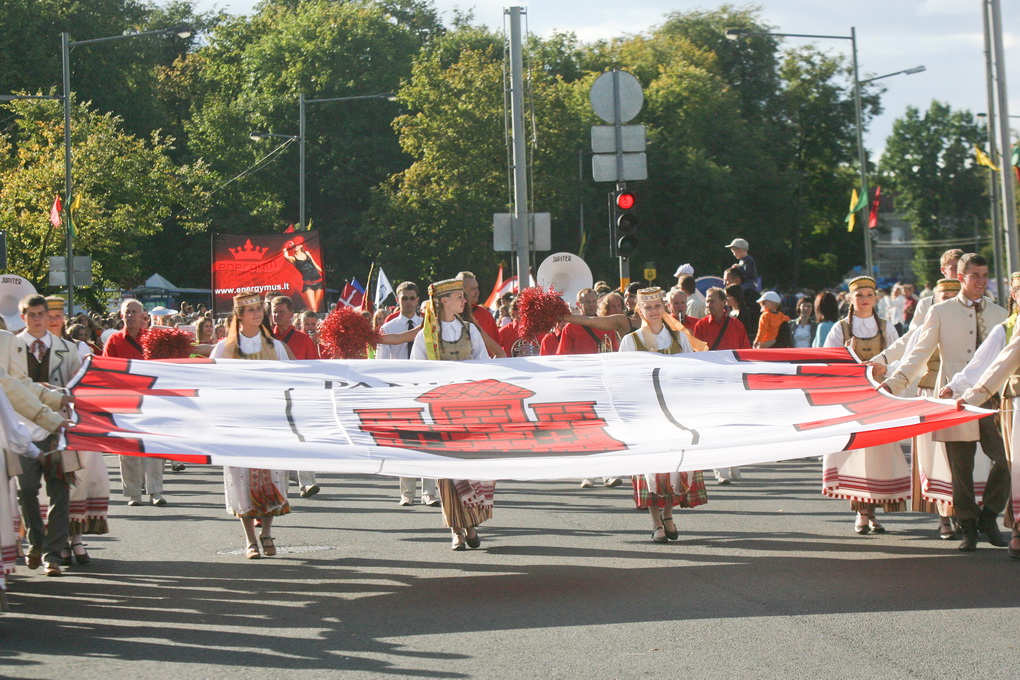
[193,0,1019,157]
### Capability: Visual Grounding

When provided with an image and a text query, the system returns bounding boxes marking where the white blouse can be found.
[209,333,290,361]
[411,320,487,360]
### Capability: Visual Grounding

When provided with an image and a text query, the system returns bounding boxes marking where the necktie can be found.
[32,339,45,362]
[974,300,985,347]
[405,319,415,359]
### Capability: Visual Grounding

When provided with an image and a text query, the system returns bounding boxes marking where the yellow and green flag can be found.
[845,189,865,232]
[975,146,999,171]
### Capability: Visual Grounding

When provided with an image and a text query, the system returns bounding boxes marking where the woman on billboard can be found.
[282,238,324,312]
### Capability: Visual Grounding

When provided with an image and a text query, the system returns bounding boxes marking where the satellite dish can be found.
[536,253,593,309]
[0,275,37,332]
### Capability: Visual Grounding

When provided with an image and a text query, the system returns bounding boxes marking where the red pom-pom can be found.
[516,286,570,340]
[319,305,382,359]
[142,327,195,360]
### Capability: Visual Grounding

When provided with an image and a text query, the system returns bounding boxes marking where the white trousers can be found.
[400,478,437,498]
[120,456,163,497]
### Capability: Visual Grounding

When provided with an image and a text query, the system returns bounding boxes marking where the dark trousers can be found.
[944,415,1010,521]
[17,454,70,566]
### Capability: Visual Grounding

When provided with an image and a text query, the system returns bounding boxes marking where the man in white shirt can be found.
[378,282,437,507]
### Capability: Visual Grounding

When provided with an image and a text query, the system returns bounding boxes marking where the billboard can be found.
[212,231,326,315]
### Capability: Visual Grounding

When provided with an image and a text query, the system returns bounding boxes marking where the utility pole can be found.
[506,6,530,286]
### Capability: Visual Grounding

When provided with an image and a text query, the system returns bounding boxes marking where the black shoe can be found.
[651,527,668,544]
[170,462,186,472]
[977,509,1008,547]
[1009,533,1020,560]
[958,519,979,552]
[59,547,72,567]
[662,517,679,541]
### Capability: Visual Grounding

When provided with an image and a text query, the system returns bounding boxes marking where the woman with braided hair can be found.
[411,278,492,551]
[210,292,292,559]
[822,276,909,534]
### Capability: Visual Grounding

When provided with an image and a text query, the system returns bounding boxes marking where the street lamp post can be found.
[252,92,395,231]
[726,28,925,278]
[58,26,191,313]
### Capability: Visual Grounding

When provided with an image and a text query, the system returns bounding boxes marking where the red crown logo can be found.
[228,239,269,261]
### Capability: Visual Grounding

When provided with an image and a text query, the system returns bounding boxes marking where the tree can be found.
[0,97,212,297]
[174,0,439,285]
[879,102,986,284]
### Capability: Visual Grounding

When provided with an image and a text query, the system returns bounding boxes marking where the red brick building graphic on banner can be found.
[355,378,627,457]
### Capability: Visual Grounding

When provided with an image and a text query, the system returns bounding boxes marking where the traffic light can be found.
[615,189,638,257]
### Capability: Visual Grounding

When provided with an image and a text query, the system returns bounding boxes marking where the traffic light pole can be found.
[615,182,630,290]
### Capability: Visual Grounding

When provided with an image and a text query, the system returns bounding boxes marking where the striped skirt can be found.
[632,472,708,509]
[438,479,493,529]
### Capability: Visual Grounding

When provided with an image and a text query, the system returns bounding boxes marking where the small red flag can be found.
[283,224,295,233]
[49,195,63,228]
[868,186,881,229]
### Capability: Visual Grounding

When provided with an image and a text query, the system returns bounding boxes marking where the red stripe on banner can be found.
[844,412,988,450]
[732,347,856,363]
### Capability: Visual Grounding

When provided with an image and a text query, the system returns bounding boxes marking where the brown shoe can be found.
[43,562,62,577]
[27,549,42,570]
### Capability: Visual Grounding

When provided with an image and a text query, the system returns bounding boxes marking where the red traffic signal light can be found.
[616,191,636,210]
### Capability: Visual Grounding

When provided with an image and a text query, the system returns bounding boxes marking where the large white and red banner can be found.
[64,348,988,480]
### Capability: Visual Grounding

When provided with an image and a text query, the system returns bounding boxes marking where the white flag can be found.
[375,267,394,308]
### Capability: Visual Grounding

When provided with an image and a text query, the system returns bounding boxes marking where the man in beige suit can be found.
[13,295,82,576]
[881,253,1010,552]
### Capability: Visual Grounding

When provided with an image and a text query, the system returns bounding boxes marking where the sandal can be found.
[854,513,870,535]
[662,517,679,541]
[72,542,91,565]
[867,514,886,534]
[259,536,277,557]
[451,532,466,551]
[651,526,668,544]
[245,543,261,560]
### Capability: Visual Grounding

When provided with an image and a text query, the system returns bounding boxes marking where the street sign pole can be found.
[507,6,530,286]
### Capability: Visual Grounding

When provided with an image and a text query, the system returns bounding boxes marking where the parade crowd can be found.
[2,237,1018,610]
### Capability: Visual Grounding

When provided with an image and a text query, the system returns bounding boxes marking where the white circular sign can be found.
[590,71,644,124]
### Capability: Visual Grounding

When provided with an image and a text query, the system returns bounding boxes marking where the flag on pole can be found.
[375,267,394,309]
[49,195,63,228]
[845,189,864,232]
[361,263,375,313]
[483,264,505,310]
[867,186,881,229]
[340,279,365,308]
[975,146,1000,171]
[283,224,295,233]
[70,193,81,212]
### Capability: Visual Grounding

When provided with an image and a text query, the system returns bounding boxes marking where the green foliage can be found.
[0,1,897,297]
[879,102,986,284]
[0,97,212,290]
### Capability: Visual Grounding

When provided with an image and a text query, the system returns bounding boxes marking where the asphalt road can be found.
[1,456,1017,679]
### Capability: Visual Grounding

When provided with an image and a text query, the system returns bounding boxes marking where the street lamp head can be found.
[168,25,193,39]
[724,29,749,40]
[383,93,397,102]
[249,131,269,141]
[903,65,926,76]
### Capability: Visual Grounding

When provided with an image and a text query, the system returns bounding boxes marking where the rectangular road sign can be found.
[493,213,551,252]
[591,125,646,153]
[592,152,648,182]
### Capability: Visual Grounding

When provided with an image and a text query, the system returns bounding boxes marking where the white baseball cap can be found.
[757,291,781,306]
[725,238,749,250]
[673,263,694,277]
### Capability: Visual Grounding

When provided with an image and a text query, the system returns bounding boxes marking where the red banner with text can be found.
[212,232,326,314]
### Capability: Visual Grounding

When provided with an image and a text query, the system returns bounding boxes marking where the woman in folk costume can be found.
[618,287,706,544]
[411,278,492,551]
[822,276,909,534]
[210,292,292,559]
